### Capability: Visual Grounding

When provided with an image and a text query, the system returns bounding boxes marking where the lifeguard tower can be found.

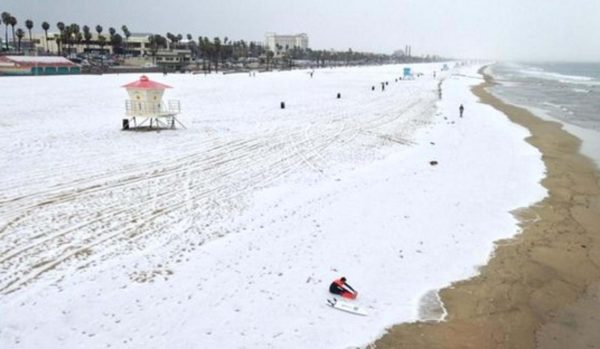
[121,75,184,130]
[403,67,414,80]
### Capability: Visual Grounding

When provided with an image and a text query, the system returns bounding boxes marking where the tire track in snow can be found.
[0,81,439,295]
[0,125,355,293]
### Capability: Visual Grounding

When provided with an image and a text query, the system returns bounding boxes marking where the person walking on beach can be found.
[329,277,358,299]
[459,104,464,117]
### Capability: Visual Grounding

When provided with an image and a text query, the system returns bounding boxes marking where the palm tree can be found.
[97,34,106,53]
[69,24,80,54]
[62,25,72,54]
[108,27,116,55]
[197,36,206,70]
[110,33,123,54]
[205,37,215,72]
[222,37,230,65]
[1,12,11,50]
[41,21,50,52]
[249,41,256,58]
[95,25,103,54]
[213,37,221,72]
[148,34,158,62]
[15,28,24,52]
[9,16,17,48]
[75,32,83,52]
[147,34,167,63]
[82,25,91,50]
[240,40,248,60]
[166,32,176,48]
[266,50,274,71]
[25,19,33,47]
[56,21,65,55]
[186,33,192,49]
[121,25,130,54]
[346,48,353,66]
[84,30,92,51]
[185,33,196,59]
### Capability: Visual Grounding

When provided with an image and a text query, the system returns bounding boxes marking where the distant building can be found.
[32,32,156,56]
[0,56,80,76]
[125,33,153,56]
[265,33,308,55]
[32,32,197,63]
[392,49,406,58]
[35,32,114,55]
[154,49,193,71]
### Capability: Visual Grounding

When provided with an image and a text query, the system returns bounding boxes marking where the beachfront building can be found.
[122,33,152,56]
[0,55,80,76]
[33,32,153,56]
[33,32,194,58]
[265,33,308,56]
[33,33,191,59]
[154,49,193,71]
[35,32,114,55]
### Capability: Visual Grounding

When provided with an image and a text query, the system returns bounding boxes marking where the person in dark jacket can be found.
[459,104,464,117]
[329,276,357,299]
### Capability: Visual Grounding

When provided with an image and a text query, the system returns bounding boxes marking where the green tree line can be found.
[1,10,441,69]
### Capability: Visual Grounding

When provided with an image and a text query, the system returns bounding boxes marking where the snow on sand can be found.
[0,64,545,348]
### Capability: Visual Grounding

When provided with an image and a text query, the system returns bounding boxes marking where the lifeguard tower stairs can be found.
[124,100,185,130]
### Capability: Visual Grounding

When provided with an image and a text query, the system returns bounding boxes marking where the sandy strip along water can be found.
[373,67,600,348]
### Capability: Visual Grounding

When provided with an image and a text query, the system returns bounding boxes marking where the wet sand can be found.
[373,68,600,348]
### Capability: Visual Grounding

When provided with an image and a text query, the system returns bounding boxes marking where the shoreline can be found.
[373,67,600,348]
[483,64,600,169]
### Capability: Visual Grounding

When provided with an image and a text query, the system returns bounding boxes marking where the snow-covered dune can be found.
[0,64,545,348]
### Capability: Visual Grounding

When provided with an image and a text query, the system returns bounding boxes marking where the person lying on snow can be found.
[329,277,358,299]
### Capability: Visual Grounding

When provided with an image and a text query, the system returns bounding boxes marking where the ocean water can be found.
[489,62,600,166]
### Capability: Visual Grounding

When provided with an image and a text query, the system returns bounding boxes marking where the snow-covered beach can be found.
[0,64,546,348]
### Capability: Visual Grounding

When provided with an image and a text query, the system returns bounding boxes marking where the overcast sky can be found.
[2,0,599,61]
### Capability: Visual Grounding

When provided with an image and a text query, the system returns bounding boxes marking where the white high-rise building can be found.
[265,33,309,54]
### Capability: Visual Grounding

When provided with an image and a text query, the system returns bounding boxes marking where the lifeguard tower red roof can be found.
[122,75,172,89]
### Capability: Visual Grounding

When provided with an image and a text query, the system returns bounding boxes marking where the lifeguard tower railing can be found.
[125,100,181,117]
